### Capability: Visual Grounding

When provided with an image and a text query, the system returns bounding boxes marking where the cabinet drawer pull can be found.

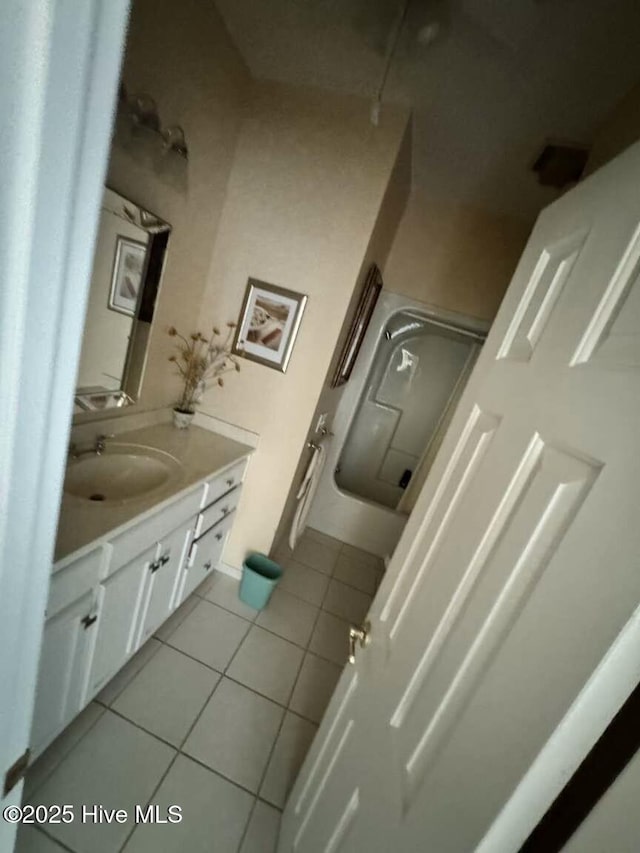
[150,560,160,573]
[215,532,223,541]
[203,560,212,572]
[221,506,229,516]
[160,553,170,565]
[81,614,98,629]
[226,478,234,487]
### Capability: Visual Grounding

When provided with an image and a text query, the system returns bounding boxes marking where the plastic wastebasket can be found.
[239,553,283,610]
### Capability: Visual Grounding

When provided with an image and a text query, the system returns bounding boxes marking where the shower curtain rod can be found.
[401,311,487,343]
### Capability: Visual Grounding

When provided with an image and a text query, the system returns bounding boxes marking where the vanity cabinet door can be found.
[178,511,235,604]
[135,521,192,648]
[87,545,152,697]
[30,589,97,758]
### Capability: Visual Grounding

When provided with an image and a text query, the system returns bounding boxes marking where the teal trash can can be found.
[239,553,283,610]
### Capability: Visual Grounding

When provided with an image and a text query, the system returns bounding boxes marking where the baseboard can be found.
[216,560,242,580]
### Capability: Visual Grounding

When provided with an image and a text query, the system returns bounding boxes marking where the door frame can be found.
[0,1,128,848]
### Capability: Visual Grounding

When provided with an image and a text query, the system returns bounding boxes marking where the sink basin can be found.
[64,443,182,503]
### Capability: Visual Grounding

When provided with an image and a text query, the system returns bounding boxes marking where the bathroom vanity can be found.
[31,422,252,759]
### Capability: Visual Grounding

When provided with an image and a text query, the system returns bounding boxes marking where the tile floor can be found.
[18,529,383,853]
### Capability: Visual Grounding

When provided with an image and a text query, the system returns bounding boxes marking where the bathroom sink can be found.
[64,443,182,503]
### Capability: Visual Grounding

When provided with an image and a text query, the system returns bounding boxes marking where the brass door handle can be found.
[348,620,371,664]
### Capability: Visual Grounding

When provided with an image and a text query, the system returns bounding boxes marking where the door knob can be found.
[348,620,371,664]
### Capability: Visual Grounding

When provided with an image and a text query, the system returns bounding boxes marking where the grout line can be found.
[25,704,108,801]
[32,826,77,852]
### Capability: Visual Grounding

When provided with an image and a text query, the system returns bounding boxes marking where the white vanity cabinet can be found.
[31,448,251,760]
[87,544,154,698]
[135,519,193,647]
[30,549,103,757]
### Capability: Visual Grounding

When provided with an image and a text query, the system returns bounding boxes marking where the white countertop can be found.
[54,423,253,565]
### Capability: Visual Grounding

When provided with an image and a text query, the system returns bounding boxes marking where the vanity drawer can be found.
[200,457,248,509]
[48,546,104,619]
[109,487,202,576]
[183,512,235,600]
[195,485,241,539]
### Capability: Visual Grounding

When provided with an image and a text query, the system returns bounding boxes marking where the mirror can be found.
[74,187,170,412]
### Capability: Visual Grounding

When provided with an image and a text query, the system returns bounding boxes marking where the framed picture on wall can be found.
[232,278,307,372]
[108,236,147,316]
[330,263,382,388]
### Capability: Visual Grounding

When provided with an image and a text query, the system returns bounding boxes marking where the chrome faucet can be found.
[95,434,114,456]
[68,433,114,460]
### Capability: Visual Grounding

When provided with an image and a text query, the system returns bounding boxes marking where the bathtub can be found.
[306,290,488,558]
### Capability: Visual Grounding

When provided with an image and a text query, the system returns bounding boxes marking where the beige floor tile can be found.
[260,712,317,809]
[96,638,162,706]
[279,558,330,606]
[322,578,372,624]
[289,653,341,724]
[203,572,259,621]
[256,589,318,647]
[112,645,219,746]
[183,679,283,793]
[333,552,379,595]
[167,599,249,671]
[291,538,339,576]
[304,529,343,552]
[123,754,253,853]
[308,611,350,666]
[340,543,383,570]
[31,711,174,853]
[240,800,281,853]
[24,702,105,799]
[228,625,303,705]
[153,594,200,642]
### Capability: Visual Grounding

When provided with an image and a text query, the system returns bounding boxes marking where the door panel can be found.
[280,143,640,852]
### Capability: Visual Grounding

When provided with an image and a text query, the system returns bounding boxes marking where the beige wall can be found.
[105,0,250,411]
[199,81,409,567]
[272,120,413,552]
[384,192,531,322]
[586,80,640,175]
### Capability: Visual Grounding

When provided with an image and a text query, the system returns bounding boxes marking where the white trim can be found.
[216,561,242,580]
[0,1,128,845]
[475,601,640,852]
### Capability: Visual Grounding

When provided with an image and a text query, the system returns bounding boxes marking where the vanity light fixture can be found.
[117,83,189,161]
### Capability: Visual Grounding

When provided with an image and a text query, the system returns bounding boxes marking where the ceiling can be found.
[215,0,640,221]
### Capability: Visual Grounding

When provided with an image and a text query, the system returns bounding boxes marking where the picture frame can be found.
[232,278,307,373]
[330,263,382,388]
[108,235,147,317]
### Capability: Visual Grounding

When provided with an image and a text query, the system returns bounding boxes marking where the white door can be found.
[0,2,127,846]
[279,142,640,852]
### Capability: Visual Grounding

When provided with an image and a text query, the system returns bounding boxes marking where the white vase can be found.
[172,408,195,429]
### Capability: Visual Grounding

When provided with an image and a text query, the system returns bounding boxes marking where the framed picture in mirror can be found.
[108,236,147,316]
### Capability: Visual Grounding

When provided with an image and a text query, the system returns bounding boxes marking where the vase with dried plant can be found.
[168,322,241,428]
